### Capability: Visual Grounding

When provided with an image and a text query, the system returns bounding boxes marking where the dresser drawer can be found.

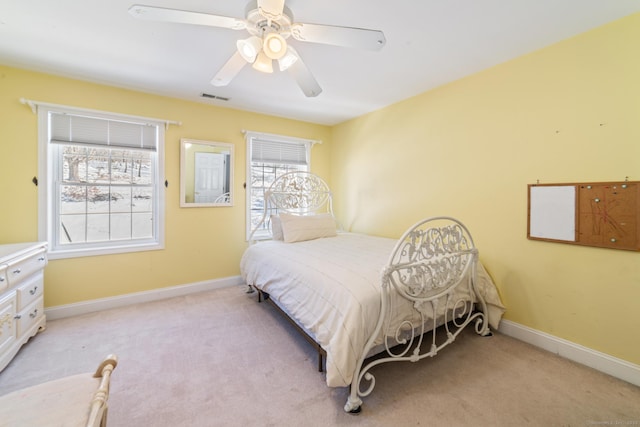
[0,264,7,294]
[16,298,44,338]
[6,249,47,287]
[0,242,47,373]
[0,293,16,354]
[16,271,44,311]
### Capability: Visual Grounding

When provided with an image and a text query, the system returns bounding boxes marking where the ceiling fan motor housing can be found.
[245,3,293,40]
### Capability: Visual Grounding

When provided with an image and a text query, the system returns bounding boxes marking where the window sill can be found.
[47,241,164,260]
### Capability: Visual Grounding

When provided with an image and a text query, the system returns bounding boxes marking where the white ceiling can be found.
[2,0,640,125]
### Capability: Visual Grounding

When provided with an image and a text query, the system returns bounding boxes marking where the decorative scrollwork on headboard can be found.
[384,217,477,302]
[248,172,334,243]
[266,171,332,214]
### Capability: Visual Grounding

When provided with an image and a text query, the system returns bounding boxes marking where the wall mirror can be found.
[180,138,233,207]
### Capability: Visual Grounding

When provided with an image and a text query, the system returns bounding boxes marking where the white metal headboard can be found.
[249,171,334,242]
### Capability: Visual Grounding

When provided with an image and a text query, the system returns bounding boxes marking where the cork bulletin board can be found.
[528,181,639,251]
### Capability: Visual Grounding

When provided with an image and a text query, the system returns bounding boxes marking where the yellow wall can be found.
[0,66,331,306]
[2,13,639,369]
[331,13,640,365]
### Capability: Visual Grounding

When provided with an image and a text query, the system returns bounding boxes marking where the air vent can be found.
[201,93,230,101]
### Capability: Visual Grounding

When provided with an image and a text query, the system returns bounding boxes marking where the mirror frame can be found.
[180,138,234,208]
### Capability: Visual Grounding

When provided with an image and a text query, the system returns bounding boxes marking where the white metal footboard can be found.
[344,216,491,413]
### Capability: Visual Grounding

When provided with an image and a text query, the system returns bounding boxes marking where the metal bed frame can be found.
[246,171,492,413]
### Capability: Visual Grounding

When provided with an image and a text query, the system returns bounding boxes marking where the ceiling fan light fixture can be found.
[236,36,262,63]
[278,46,299,71]
[252,50,274,73]
[129,2,386,97]
[263,32,287,60]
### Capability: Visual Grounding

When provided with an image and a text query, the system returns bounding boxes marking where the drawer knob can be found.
[0,277,4,282]
[29,309,38,319]
[29,286,38,295]
[12,268,21,275]
[38,257,46,262]
[610,238,617,243]
[14,314,21,320]
[594,198,600,203]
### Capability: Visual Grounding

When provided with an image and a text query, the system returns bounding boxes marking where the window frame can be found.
[244,131,316,241]
[37,104,166,259]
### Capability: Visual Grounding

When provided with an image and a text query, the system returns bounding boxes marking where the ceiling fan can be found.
[128,0,386,97]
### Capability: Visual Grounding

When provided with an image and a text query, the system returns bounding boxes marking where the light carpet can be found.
[0,285,639,426]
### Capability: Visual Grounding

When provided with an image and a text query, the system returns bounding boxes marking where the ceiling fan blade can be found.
[287,55,322,98]
[128,4,246,30]
[211,52,247,87]
[291,23,386,51]
[257,0,286,20]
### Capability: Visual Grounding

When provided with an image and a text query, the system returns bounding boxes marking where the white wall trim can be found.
[498,319,640,388]
[45,275,244,320]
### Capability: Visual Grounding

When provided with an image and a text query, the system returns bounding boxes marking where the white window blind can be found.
[50,113,157,151]
[250,137,308,165]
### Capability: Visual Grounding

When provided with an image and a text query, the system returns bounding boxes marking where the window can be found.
[245,131,314,240]
[37,104,165,259]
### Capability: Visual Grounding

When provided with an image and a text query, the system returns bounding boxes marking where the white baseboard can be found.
[498,319,640,388]
[45,275,244,320]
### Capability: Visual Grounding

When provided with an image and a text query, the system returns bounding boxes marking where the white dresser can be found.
[0,242,48,372]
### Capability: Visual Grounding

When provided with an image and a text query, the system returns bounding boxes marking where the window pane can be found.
[86,214,110,242]
[132,152,153,185]
[59,214,86,244]
[111,187,132,213]
[111,213,132,240]
[132,212,153,239]
[132,187,153,212]
[87,186,111,213]
[111,150,133,184]
[87,149,110,184]
[60,185,86,214]
[62,146,87,183]
[251,165,266,188]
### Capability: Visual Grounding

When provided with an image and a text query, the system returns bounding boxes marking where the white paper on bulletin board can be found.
[529,185,576,241]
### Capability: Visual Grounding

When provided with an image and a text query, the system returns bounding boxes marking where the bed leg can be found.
[475,315,493,337]
[256,289,270,303]
[344,395,362,414]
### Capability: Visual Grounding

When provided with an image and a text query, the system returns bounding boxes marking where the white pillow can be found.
[270,215,284,240]
[279,213,337,243]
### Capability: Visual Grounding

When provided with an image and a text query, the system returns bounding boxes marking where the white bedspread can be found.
[240,232,505,387]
